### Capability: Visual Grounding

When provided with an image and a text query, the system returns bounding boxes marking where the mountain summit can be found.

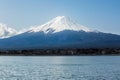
[28,16,92,33]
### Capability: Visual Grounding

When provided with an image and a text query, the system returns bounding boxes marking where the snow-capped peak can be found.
[28,16,92,33]
[0,23,17,38]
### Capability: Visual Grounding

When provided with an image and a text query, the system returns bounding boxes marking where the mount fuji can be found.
[0,16,120,50]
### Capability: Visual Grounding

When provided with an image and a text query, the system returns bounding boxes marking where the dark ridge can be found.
[0,48,120,56]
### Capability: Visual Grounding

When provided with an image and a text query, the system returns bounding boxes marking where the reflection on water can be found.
[0,56,120,80]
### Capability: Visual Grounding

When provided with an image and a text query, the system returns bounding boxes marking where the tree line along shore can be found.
[0,48,120,56]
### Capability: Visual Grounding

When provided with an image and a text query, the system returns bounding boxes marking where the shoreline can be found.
[0,48,120,56]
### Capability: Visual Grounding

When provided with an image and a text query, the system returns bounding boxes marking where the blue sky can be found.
[0,0,120,34]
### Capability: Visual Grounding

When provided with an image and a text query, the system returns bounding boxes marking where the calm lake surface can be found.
[0,56,120,80]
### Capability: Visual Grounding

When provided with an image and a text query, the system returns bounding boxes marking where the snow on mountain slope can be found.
[28,16,92,33]
[0,23,17,38]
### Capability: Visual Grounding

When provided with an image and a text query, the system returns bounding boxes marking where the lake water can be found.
[0,56,120,80]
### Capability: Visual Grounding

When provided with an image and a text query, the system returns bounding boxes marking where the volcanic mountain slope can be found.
[0,16,120,50]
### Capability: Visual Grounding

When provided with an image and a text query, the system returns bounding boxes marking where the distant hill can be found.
[0,23,17,38]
